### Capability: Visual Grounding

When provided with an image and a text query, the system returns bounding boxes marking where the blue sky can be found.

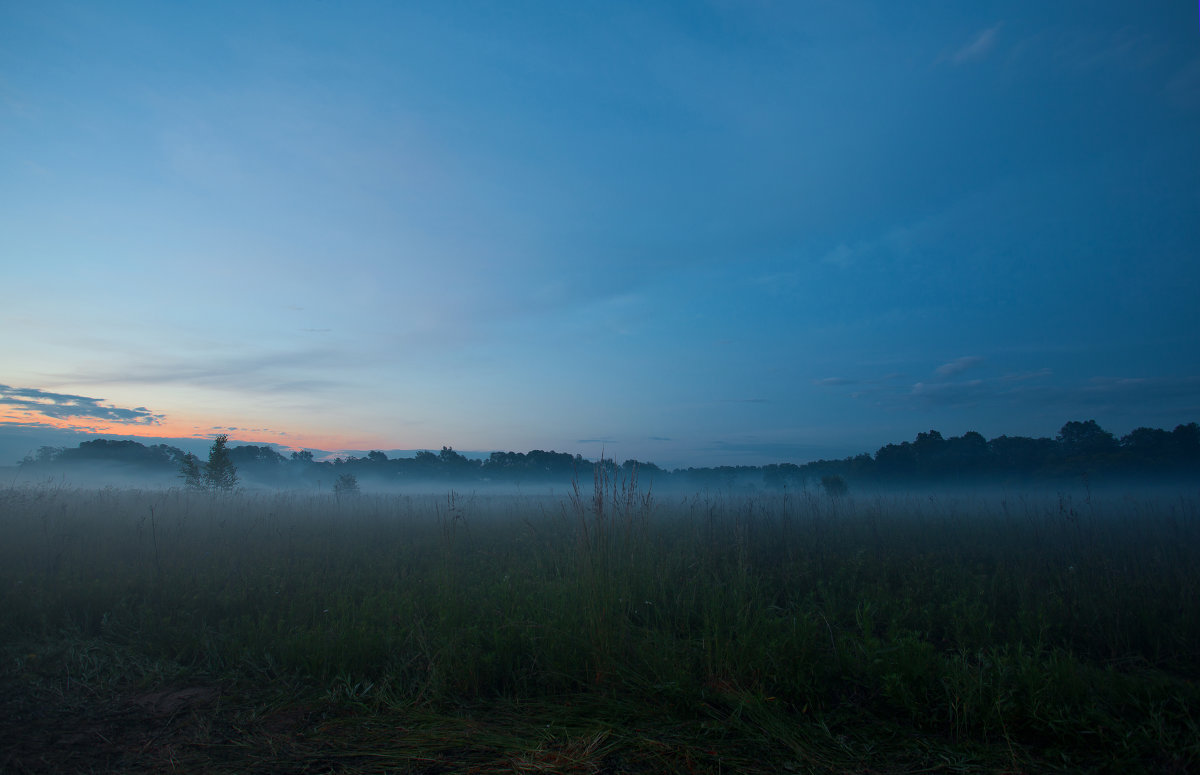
[2,1,1198,468]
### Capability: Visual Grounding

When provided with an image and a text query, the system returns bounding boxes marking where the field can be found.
[1,473,1198,774]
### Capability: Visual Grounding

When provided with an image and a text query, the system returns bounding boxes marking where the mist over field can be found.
[3,422,1199,771]
[3,471,1199,772]
[10,417,1198,497]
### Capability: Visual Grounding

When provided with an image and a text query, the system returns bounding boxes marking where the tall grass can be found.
[1,478,1197,769]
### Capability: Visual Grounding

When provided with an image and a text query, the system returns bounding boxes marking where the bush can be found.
[821,474,849,497]
[334,473,360,496]
[178,436,240,490]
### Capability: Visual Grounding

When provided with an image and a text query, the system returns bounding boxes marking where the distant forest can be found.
[14,419,1200,491]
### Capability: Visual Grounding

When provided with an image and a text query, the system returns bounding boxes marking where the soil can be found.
[3,681,216,773]
[0,672,657,774]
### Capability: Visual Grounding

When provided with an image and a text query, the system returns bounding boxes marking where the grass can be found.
[1,475,1198,773]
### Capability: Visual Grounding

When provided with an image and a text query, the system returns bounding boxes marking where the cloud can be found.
[1055,27,1159,74]
[951,24,1001,65]
[755,216,936,296]
[819,364,1053,409]
[934,356,985,378]
[910,379,987,406]
[0,385,163,425]
[907,368,1064,408]
[903,372,1200,417]
[59,348,347,396]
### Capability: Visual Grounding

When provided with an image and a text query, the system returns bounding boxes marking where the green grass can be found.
[1,477,1198,773]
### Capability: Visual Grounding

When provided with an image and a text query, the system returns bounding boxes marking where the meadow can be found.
[1,472,1197,773]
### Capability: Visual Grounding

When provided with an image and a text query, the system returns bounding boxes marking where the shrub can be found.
[821,474,849,497]
[334,473,360,496]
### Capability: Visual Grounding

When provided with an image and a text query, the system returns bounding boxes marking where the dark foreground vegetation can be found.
[15,419,1200,492]
[1,475,1197,773]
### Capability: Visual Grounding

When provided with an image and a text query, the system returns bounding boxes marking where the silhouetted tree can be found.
[1173,423,1200,459]
[1121,427,1175,468]
[19,446,63,466]
[61,439,176,467]
[179,453,205,489]
[203,435,239,491]
[622,459,662,477]
[911,430,948,477]
[1058,420,1118,460]
[228,445,286,467]
[988,435,1058,473]
[439,446,466,465]
[821,474,849,497]
[334,473,360,496]
[874,441,916,477]
[943,431,989,477]
[36,446,62,463]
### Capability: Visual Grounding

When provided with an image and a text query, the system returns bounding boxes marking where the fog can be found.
[8,418,1196,504]
[5,461,1196,510]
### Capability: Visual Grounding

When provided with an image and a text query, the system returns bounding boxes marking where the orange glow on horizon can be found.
[0,407,396,453]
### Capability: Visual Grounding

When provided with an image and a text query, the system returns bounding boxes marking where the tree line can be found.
[16,420,1200,491]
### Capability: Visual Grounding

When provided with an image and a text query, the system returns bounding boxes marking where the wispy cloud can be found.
[1058,28,1159,73]
[58,348,348,395]
[909,379,987,406]
[1008,25,1165,77]
[904,372,1200,415]
[951,24,1002,65]
[0,385,163,424]
[935,356,985,378]
[816,363,1052,408]
[755,217,933,292]
[907,368,1054,407]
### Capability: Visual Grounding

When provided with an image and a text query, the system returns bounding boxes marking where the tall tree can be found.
[203,435,239,491]
[179,452,205,489]
[1058,420,1118,459]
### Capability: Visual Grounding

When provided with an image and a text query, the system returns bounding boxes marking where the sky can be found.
[1,1,1198,469]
